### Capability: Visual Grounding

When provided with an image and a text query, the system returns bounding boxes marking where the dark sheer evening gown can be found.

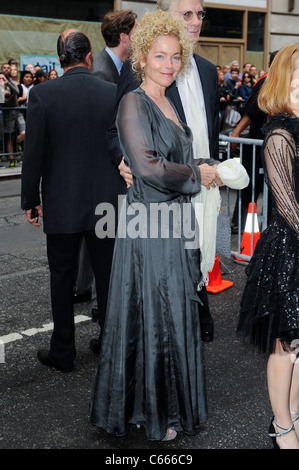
[237,114,299,353]
[89,88,210,440]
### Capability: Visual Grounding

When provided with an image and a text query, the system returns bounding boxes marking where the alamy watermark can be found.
[94,196,202,249]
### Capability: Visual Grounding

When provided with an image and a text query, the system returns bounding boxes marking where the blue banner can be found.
[20,55,63,76]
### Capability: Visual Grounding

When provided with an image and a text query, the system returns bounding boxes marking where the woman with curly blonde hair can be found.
[131,9,193,82]
[90,9,219,442]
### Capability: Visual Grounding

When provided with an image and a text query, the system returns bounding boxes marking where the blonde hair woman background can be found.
[237,44,299,449]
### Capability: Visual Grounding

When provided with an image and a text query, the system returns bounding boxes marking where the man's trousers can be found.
[46,231,114,368]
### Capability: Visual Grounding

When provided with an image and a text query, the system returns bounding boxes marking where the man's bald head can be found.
[57,29,92,70]
[60,28,80,41]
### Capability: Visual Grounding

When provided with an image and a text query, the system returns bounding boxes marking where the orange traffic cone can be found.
[239,202,260,258]
[206,256,233,293]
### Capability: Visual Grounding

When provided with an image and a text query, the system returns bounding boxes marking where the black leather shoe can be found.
[37,349,74,372]
[201,331,214,342]
[89,338,101,354]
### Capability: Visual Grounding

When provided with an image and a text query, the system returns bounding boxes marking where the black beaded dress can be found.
[89,88,209,440]
[237,114,299,353]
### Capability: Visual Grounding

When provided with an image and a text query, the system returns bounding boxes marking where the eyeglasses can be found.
[175,10,206,21]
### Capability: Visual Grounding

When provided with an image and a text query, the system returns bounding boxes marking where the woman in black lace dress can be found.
[237,43,299,449]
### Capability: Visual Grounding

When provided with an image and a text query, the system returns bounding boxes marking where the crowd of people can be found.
[0,37,266,168]
[2,0,299,450]
[0,60,58,167]
[217,60,266,131]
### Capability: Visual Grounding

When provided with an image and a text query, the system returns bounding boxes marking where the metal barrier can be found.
[0,114,269,264]
[0,105,26,164]
[219,133,268,263]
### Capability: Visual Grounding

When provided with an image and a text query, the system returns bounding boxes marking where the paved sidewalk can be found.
[0,161,22,178]
[0,247,272,450]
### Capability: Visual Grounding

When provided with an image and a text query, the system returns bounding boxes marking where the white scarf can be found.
[193,158,249,284]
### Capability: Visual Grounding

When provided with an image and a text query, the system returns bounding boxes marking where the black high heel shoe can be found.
[269,416,295,449]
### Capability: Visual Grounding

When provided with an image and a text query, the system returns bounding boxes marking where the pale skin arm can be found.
[229,114,252,151]
[118,157,133,188]
[118,157,223,189]
[17,131,25,143]
[212,164,223,187]
[0,73,19,94]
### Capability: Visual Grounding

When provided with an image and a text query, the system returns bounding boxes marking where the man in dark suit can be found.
[21,29,123,372]
[93,10,137,84]
[106,0,219,343]
[76,10,137,331]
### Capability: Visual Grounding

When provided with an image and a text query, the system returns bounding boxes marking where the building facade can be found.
[0,0,298,71]
[114,0,299,72]
[0,1,114,66]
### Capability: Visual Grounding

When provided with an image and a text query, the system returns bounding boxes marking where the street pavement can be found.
[0,175,274,452]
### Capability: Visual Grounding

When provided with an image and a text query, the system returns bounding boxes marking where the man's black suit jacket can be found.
[107,54,219,168]
[21,66,126,234]
[92,49,120,84]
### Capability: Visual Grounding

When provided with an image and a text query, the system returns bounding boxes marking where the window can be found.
[0,0,114,22]
[247,12,265,51]
[201,8,243,39]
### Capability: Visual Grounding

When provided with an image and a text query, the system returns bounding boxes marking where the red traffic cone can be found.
[240,202,260,258]
[206,256,233,293]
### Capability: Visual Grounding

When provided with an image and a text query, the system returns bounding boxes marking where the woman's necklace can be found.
[140,83,182,128]
[140,83,166,104]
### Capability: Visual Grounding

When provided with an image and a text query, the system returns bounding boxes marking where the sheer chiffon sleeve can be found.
[116,91,202,195]
[264,129,299,233]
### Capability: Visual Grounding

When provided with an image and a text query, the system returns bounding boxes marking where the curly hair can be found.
[131,9,194,82]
